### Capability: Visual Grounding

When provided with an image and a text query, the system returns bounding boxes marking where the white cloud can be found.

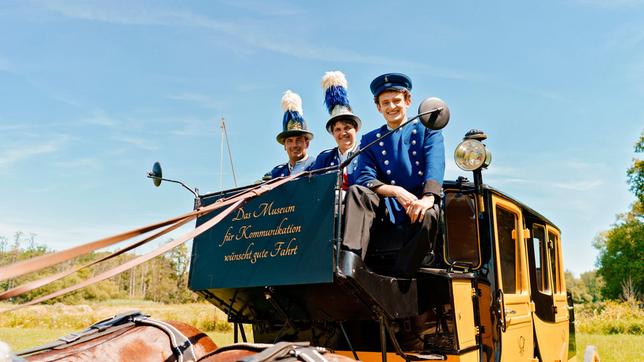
[52,157,101,170]
[166,93,224,110]
[0,54,12,72]
[551,179,603,191]
[218,0,307,16]
[117,136,159,151]
[171,118,218,137]
[81,109,119,127]
[575,0,644,8]
[40,2,474,81]
[0,138,66,171]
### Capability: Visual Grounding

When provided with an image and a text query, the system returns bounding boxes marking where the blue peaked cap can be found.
[370,73,412,97]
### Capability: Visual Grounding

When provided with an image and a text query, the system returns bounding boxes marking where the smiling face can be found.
[376,90,412,128]
[331,120,357,154]
[283,135,309,164]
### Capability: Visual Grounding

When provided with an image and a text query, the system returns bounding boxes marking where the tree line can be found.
[0,234,198,304]
[567,131,643,304]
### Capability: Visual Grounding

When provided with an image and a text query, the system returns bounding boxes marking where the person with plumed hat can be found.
[342,73,445,278]
[309,71,361,188]
[265,90,315,179]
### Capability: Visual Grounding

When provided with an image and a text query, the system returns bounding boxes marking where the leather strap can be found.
[0,174,292,282]
[236,342,328,362]
[1,174,298,312]
[17,310,145,356]
[17,311,199,362]
[0,215,193,300]
[133,316,197,362]
[3,199,242,312]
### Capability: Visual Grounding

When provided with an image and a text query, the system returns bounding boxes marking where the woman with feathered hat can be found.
[309,71,362,188]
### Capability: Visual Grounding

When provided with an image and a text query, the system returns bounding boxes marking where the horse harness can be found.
[17,310,198,362]
[206,342,331,362]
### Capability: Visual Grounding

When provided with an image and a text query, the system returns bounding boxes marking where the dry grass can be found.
[0,300,231,332]
[575,300,643,335]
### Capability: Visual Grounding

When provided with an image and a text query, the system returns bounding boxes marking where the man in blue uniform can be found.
[310,71,361,187]
[267,90,315,179]
[343,73,445,277]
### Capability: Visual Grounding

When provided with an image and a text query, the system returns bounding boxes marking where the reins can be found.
[0,174,299,312]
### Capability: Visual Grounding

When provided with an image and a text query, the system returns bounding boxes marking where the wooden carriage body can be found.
[188,171,577,362]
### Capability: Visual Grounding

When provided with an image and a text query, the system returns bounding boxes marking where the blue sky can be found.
[0,1,642,276]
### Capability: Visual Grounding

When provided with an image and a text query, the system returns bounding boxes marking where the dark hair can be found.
[373,89,411,105]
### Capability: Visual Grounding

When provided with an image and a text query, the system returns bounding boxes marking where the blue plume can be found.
[324,86,350,114]
[283,110,304,126]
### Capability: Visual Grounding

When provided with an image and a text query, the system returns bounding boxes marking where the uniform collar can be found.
[385,119,412,131]
[337,143,358,163]
[288,154,310,173]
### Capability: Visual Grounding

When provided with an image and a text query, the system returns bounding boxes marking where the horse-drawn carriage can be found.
[2,99,597,362]
[186,133,578,362]
[181,98,584,361]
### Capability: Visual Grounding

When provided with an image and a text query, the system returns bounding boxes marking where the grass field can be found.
[576,334,643,362]
[1,301,641,360]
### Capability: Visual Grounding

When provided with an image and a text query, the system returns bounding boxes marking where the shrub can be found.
[576,300,644,335]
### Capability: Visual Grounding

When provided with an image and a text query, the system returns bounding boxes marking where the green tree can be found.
[565,270,591,303]
[626,131,644,210]
[580,270,604,302]
[594,132,644,300]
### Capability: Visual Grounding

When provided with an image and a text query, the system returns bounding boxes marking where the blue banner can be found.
[189,172,337,290]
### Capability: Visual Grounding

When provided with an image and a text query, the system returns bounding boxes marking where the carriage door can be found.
[548,227,570,359]
[492,197,534,362]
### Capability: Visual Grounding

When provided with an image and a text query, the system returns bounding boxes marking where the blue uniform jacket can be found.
[310,147,360,185]
[268,156,315,179]
[354,120,445,222]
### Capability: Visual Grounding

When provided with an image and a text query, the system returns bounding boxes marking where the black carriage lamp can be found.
[147,161,201,207]
[454,129,492,194]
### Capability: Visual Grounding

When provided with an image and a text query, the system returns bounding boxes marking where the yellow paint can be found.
[491,196,535,362]
[452,279,477,349]
[531,226,569,362]
[334,351,465,362]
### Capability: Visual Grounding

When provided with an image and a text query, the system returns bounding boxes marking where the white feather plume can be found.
[281,90,303,114]
[321,71,348,90]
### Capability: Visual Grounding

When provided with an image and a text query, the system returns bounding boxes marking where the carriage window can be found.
[531,224,550,293]
[548,231,561,293]
[444,192,480,268]
[496,206,520,294]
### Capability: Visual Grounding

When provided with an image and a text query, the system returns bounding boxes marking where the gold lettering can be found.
[219,226,235,247]
[252,202,296,218]
[231,207,251,221]
[271,238,298,257]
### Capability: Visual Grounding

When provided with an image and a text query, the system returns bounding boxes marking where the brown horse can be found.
[19,316,217,361]
[16,312,355,362]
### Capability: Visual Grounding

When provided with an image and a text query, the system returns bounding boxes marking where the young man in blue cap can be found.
[343,73,445,277]
[267,90,315,179]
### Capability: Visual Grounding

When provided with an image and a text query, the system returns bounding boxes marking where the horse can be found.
[14,311,355,362]
[16,311,216,362]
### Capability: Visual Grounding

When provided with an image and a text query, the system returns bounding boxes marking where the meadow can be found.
[0,300,642,361]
